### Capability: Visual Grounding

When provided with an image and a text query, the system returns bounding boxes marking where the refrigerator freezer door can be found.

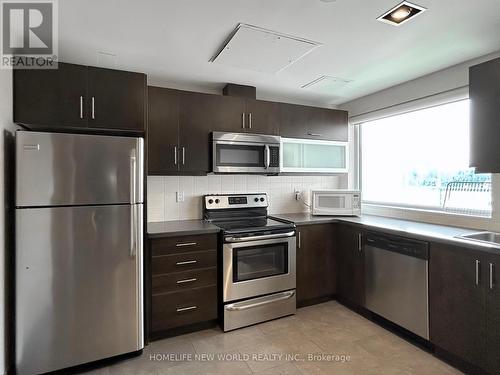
[16,204,143,375]
[16,131,144,207]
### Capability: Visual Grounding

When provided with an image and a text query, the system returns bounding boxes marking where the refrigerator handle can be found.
[130,154,138,258]
[131,205,136,258]
[130,155,137,204]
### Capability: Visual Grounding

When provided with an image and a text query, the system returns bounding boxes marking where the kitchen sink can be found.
[457,232,500,245]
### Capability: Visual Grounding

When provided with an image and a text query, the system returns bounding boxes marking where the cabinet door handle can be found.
[174,146,178,165]
[176,260,197,266]
[242,113,246,129]
[297,231,301,249]
[176,306,197,313]
[358,233,362,252]
[79,96,84,119]
[308,133,322,137]
[182,147,185,165]
[490,263,495,290]
[176,242,197,247]
[476,260,481,286]
[248,113,252,129]
[91,97,95,119]
[176,278,197,284]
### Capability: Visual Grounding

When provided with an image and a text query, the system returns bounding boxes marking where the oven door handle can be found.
[225,231,295,243]
[225,290,295,311]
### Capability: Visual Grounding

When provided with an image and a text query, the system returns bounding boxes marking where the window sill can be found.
[362,203,495,231]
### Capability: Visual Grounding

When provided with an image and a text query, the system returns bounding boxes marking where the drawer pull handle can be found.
[176,260,197,266]
[23,144,40,150]
[176,242,197,247]
[176,278,197,284]
[176,305,197,313]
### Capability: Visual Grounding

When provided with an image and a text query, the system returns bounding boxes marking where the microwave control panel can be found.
[352,194,360,209]
[269,146,279,167]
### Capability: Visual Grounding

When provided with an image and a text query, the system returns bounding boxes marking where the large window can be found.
[361,100,491,217]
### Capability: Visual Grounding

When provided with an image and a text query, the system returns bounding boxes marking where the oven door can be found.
[223,234,296,302]
[213,141,270,173]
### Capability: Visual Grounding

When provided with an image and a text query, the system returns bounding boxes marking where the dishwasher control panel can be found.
[365,234,429,260]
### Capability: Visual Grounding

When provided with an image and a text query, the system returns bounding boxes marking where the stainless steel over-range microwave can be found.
[212,132,280,174]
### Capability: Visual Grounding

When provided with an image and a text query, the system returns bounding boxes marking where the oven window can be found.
[216,144,264,167]
[233,243,288,282]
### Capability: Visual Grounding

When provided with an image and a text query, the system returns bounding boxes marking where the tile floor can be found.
[83,301,462,375]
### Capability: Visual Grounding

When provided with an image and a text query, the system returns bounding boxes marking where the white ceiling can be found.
[59,0,500,107]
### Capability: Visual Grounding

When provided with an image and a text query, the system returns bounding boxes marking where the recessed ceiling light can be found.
[377,1,427,26]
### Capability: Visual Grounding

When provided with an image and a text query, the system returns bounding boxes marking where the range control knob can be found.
[208,199,214,204]
[260,197,265,202]
[254,197,259,202]
[215,199,220,204]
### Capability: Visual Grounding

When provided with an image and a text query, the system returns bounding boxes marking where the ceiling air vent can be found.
[301,76,352,93]
[212,24,321,74]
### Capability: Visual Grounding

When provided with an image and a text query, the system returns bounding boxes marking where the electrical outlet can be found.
[176,191,184,202]
[294,190,301,201]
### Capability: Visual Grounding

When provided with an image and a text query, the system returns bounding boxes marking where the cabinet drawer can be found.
[151,234,217,256]
[152,267,216,294]
[152,286,217,331]
[152,250,216,275]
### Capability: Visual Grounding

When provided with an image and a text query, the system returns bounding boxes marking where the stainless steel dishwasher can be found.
[364,233,429,339]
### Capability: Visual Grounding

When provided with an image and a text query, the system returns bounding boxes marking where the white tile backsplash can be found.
[147,174,346,222]
[146,177,165,222]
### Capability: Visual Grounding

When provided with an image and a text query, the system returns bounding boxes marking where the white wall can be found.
[147,175,346,222]
[340,51,500,117]
[0,70,18,374]
[340,51,500,231]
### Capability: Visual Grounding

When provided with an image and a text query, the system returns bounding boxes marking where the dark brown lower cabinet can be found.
[486,253,500,375]
[337,224,365,307]
[295,224,336,306]
[152,286,217,332]
[149,234,218,338]
[430,243,486,371]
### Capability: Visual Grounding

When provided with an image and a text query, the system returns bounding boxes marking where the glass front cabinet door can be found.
[280,138,349,173]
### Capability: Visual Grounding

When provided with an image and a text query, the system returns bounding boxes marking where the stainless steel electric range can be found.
[203,193,296,331]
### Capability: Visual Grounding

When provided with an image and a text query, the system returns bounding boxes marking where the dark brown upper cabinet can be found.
[279,103,348,141]
[178,91,246,174]
[148,87,180,175]
[147,86,349,175]
[14,63,88,129]
[87,67,146,131]
[296,224,336,307]
[243,99,280,135]
[469,57,500,172]
[14,62,146,133]
[337,224,365,307]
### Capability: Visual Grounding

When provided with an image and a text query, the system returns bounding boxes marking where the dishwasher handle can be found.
[365,234,429,260]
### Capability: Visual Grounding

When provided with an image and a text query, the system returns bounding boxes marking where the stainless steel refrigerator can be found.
[15,131,144,375]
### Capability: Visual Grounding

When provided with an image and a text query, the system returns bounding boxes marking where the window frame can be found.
[356,99,492,219]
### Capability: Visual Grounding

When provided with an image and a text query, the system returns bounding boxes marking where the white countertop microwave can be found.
[311,190,361,216]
